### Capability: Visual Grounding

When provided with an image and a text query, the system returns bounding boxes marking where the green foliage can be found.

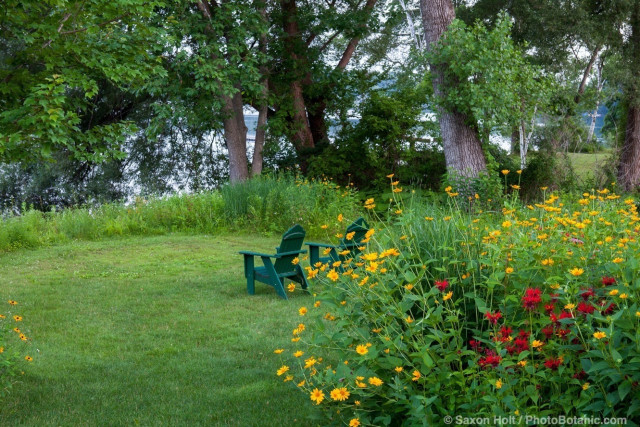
[0,0,167,163]
[0,299,33,399]
[277,184,640,424]
[0,175,361,253]
[428,14,551,141]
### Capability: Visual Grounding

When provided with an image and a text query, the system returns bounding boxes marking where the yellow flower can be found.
[365,198,375,205]
[284,375,293,382]
[24,355,32,362]
[442,291,453,301]
[613,257,624,264]
[304,357,317,368]
[582,383,590,391]
[321,224,328,229]
[299,307,307,316]
[593,331,606,339]
[19,334,27,341]
[443,216,452,221]
[540,186,548,190]
[356,345,368,355]
[349,418,361,427]
[291,337,300,342]
[277,365,289,376]
[13,315,22,322]
[517,360,527,367]
[532,340,544,348]
[327,269,339,282]
[412,370,421,381]
[569,267,584,276]
[511,185,520,190]
[609,289,619,296]
[565,303,575,310]
[274,349,284,354]
[395,366,403,373]
[337,214,343,222]
[495,379,503,389]
[501,169,510,175]
[386,173,394,178]
[505,267,514,274]
[287,283,296,292]
[405,284,414,291]
[502,220,512,228]
[620,293,628,299]
[293,351,304,358]
[393,188,403,193]
[516,170,522,174]
[330,387,350,401]
[345,231,356,240]
[368,377,383,386]
[8,300,17,306]
[314,300,321,308]
[310,388,325,405]
[291,257,300,265]
[425,216,434,221]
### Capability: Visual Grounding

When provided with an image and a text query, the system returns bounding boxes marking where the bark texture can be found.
[223,88,249,182]
[419,0,486,177]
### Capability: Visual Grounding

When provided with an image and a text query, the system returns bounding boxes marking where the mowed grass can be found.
[0,234,314,425]
[564,150,613,183]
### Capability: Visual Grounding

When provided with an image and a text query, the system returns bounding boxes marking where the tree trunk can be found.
[252,4,269,177]
[586,59,605,146]
[420,0,486,177]
[223,89,249,182]
[618,2,640,191]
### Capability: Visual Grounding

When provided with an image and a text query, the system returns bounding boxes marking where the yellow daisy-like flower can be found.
[337,214,344,222]
[345,231,356,240]
[620,293,628,299]
[310,388,325,405]
[327,269,339,282]
[297,380,306,387]
[501,169,510,175]
[569,267,584,276]
[274,349,284,354]
[19,333,27,341]
[368,377,383,386]
[283,375,293,382]
[355,345,368,355]
[304,357,317,368]
[24,356,32,362]
[593,331,606,339]
[330,387,350,401]
[442,291,453,301]
[565,303,575,310]
[613,257,624,264]
[321,224,328,229]
[505,267,514,274]
[495,379,503,389]
[8,300,17,306]
[532,340,544,348]
[502,220,512,228]
[291,257,300,265]
[287,283,296,292]
[517,360,527,367]
[13,315,22,322]
[609,289,619,296]
[412,370,421,381]
[293,351,304,358]
[406,316,414,324]
[299,307,307,316]
[395,366,403,373]
[582,382,590,390]
[349,418,361,427]
[276,365,289,376]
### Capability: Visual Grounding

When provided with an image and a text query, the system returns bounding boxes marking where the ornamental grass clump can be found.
[274,179,640,425]
[0,299,34,398]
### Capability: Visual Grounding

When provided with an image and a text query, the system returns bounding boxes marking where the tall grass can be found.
[0,175,361,253]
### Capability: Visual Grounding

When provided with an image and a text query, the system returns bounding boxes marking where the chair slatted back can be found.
[339,217,370,248]
[273,224,306,274]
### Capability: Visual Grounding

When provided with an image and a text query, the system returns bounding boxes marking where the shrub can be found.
[276,183,640,425]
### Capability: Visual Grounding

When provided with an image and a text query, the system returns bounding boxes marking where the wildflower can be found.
[602,277,616,286]
[532,340,544,349]
[484,311,502,325]
[368,377,383,386]
[304,357,317,368]
[443,291,453,301]
[609,289,619,296]
[582,383,590,391]
[565,303,575,310]
[321,224,328,229]
[502,220,512,228]
[299,307,307,316]
[274,349,284,354]
[511,185,520,190]
[577,302,595,315]
[613,257,624,264]
[356,345,368,355]
[395,366,403,373]
[291,257,300,265]
[620,293,628,299]
[284,375,293,382]
[310,388,325,405]
[25,356,32,362]
[406,316,414,324]
[349,419,361,427]
[593,331,606,339]
[505,267,514,274]
[13,315,22,322]
[287,284,296,292]
[569,267,584,276]
[478,353,502,368]
[327,269,339,282]
[435,279,449,292]
[501,170,510,175]
[19,333,27,341]
[386,173,394,178]
[330,387,350,401]
[522,288,542,311]
[277,366,289,376]
[544,357,562,370]
[412,370,421,381]
[495,379,503,389]
[337,214,343,222]
[517,360,527,367]
[425,216,434,221]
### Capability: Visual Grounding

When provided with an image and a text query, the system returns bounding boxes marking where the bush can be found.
[275,184,640,425]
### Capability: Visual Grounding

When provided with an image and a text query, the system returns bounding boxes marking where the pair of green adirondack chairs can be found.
[239,217,369,299]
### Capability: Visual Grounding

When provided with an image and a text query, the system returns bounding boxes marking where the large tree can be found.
[419,0,486,177]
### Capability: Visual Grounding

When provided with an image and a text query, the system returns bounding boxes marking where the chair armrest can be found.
[239,250,275,258]
[306,242,336,249]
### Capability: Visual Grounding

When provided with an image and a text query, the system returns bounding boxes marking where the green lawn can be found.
[564,150,613,183]
[0,234,313,425]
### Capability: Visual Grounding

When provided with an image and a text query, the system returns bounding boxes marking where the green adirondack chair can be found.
[239,224,309,299]
[307,217,370,269]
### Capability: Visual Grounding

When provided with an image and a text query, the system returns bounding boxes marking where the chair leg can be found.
[262,257,288,300]
[296,265,310,291]
[244,254,255,295]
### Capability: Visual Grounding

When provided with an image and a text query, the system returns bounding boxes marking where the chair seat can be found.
[255,267,301,280]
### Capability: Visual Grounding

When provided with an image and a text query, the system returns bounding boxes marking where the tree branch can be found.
[336,0,377,70]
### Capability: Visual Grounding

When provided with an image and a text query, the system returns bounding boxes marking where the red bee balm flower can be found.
[435,279,449,292]
[544,357,563,370]
[478,353,502,368]
[522,288,542,311]
[601,277,616,286]
[484,311,502,325]
[580,288,595,300]
[577,302,595,315]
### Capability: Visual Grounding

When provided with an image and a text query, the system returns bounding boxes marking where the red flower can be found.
[601,276,616,286]
[573,370,587,380]
[577,302,595,315]
[544,357,562,370]
[522,288,542,311]
[580,288,595,300]
[542,325,554,339]
[435,279,449,292]
[601,303,616,315]
[556,328,571,339]
[478,353,502,368]
[484,311,502,325]
[544,303,556,313]
[559,311,574,321]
